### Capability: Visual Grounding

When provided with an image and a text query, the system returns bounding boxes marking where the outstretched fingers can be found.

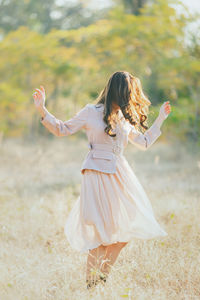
[40,85,45,93]
[164,101,171,115]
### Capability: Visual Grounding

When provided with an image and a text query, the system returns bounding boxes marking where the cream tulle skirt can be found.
[64,155,167,254]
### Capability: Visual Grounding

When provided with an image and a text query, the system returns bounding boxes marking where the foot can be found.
[86,279,98,290]
[99,274,107,283]
[86,273,107,289]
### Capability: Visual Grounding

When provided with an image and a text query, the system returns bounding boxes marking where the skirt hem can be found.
[66,232,168,254]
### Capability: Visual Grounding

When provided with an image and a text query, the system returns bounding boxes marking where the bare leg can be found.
[86,244,107,284]
[86,242,128,288]
[101,242,128,277]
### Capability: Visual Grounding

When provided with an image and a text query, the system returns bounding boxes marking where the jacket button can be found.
[113,144,122,155]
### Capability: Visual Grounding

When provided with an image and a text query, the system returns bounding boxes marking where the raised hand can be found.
[159,101,171,120]
[33,85,46,111]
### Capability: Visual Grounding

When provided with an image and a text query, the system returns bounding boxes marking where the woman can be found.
[33,71,171,289]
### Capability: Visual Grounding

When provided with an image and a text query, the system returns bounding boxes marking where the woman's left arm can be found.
[128,101,171,151]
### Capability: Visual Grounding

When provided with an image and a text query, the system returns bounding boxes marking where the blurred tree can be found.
[0,0,199,143]
[0,0,110,35]
[181,26,200,141]
[114,0,150,15]
[0,26,81,137]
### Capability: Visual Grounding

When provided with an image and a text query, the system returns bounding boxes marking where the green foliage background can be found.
[0,0,199,144]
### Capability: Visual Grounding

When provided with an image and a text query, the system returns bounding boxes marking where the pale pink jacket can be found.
[40,103,164,174]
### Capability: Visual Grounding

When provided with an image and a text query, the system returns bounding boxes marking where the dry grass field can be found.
[0,136,200,300]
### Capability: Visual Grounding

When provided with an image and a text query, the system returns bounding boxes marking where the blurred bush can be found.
[0,0,199,144]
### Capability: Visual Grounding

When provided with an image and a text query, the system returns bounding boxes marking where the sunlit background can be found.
[0,1,200,299]
[0,0,199,142]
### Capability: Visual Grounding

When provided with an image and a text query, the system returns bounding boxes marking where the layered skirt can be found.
[64,155,167,253]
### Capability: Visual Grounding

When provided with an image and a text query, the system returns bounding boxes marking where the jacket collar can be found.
[95,103,123,116]
[95,103,104,111]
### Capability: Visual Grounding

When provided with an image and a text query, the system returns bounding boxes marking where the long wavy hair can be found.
[95,71,151,137]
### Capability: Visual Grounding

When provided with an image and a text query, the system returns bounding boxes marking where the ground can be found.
[0,136,200,300]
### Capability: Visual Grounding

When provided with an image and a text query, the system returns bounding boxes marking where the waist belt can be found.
[88,143,123,155]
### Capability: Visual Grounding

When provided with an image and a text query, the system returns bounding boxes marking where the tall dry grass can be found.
[0,136,200,300]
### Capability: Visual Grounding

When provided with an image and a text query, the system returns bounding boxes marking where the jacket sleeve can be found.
[40,104,90,137]
[128,114,165,151]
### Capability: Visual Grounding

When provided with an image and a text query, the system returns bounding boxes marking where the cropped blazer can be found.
[40,103,164,174]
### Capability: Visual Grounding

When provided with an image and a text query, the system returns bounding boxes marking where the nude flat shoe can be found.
[86,279,98,289]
